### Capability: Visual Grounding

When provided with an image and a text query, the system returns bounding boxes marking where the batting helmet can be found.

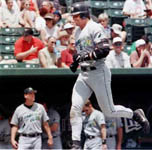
[71,2,90,17]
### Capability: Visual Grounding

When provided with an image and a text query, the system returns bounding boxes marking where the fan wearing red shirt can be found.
[14,28,44,63]
[61,37,76,68]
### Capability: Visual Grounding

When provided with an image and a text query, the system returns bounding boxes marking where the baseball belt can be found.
[81,66,96,72]
[20,133,41,137]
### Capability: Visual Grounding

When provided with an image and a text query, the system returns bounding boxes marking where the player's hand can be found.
[47,137,53,147]
[11,139,18,149]
[102,144,107,150]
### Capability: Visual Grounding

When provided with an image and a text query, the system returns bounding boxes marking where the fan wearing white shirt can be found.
[105,37,131,68]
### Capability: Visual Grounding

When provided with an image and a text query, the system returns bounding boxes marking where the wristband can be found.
[102,139,106,144]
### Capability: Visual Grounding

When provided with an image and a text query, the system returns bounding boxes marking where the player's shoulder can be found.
[94,109,104,116]
[15,104,24,111]
[88,20,105,34]
[35,102,43,108]
[88,20,101,29]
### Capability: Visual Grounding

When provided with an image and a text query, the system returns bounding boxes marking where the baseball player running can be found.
[69,2,150,149]
[10,87,53,149]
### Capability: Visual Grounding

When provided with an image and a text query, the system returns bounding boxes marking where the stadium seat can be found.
[90,1,108,9]
[124,18,148,27]
[17,63,40,68]
[107,9,125,18]
[108,1,124,9]
[125,25,132,44]
[124,44,132,55]
[107,8,127,25]
[2,54,16,60]
[144,27,152,35]
[0,28,25,36]
[0,28,40,36]
[0,36,19,44]
[0,64,17,69]
[0,44,14,54]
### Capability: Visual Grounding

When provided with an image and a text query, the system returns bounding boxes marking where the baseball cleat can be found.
[133,109,150,134]
[71,140,81,150]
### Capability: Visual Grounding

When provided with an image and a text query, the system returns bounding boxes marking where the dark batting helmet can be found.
[71,2,90,18]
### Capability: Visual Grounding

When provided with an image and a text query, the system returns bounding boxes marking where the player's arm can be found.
[73,38,110,63]
[43,121,53,146]
[101,124,107,150]
[11,125,18,149]
[116,127,123,150]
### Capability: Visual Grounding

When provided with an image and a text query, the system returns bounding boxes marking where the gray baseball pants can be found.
[18,135,42,149]
[70,63,133,141]
[84,137,102,150]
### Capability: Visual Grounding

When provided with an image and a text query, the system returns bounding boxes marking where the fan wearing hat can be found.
[14,28,44,63]
[10,87,53,149]
[40,13,60,45]
[111,24,127,43]
[63,23,75,35]
[130,39,152,67]
[105,37,131,68]
[55,30,70,52]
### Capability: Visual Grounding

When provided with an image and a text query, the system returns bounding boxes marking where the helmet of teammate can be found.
[71,2,90,18]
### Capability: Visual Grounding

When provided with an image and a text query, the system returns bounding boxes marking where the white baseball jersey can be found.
[83,109,105,136]
[75,19,107,67]
[11,102,49,134]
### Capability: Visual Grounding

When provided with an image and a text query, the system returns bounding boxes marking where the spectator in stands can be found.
[53,10,63,28]
[19,0,36,28]
[17,0,39,15]
[40,13,60,45]
[35,7,47,31]
[122,0,146,18]
[28,0,39,15]
[41,0,55,13]
[39,36,59,68]
[111,24,127,43]
[56,30,70,52]
[61,37,76,68]
[63,22,75,36]
[145,0,152,18]
[14,28,44,64]
[98,12,111,39]
[1,0,20,12]
[0,0,3,27]
[130,39,152,67]
[128,35,151,55]
[0,0,21,28]
[41,102,62,149]
[105,37,131,68]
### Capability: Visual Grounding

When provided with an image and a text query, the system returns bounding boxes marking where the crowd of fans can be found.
[0,0,152,68]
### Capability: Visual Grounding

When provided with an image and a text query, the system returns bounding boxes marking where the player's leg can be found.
[18,136,32,149]
[33,136,42,149]
[70,73,93,148]
[91,65,133,118]
[93,65,150,133]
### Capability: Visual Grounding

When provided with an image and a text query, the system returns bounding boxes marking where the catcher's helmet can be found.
[71,2,89,16]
